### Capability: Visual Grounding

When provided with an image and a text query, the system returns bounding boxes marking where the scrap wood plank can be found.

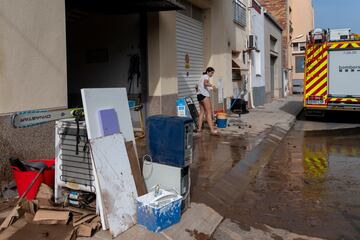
[162,203,223,240]
[125,141,147,196]
[90,134,138,238]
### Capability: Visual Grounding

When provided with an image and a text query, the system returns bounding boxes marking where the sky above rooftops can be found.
[313,0,360,33]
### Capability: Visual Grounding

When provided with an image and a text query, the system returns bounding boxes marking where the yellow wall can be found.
[290,0,314,83]
[147,11,177,97]
[290,0,314,43]
[203,0,247,98]
[0,0,67,114]
[148,0,249,100]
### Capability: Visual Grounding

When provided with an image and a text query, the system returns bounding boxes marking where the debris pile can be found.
[0,183,101,239]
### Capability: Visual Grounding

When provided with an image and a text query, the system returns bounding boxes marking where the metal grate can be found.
[56,120,95,192]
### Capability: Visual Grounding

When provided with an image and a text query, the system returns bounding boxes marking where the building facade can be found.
[249,0,266,107]
[0,0,254,162]
[257,0,292,95]
[264,12,283,101]
[289,0,314,93]
[0,0,292,162]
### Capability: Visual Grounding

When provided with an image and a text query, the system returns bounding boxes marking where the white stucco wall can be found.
[250,7,265,88]
[0,0,67,114]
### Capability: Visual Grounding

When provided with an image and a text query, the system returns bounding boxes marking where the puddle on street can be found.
[191,132,260,201]
[224,127,360,240]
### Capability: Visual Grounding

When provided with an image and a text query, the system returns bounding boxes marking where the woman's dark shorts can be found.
[197,94,206,102]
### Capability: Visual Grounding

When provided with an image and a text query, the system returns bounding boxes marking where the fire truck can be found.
[304,28,360,116]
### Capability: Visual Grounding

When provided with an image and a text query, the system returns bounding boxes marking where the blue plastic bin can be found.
[216,119,227,128]
[137,190,182,232]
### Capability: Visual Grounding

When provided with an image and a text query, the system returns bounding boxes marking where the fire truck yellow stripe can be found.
[340,43,350,48]
[306,60,328,81]
[317,86,327,96]
[306,68,327,89]
[306,78,327,98]
[352,43,360,48]
[329,43,339,49]
[307,51,328,72]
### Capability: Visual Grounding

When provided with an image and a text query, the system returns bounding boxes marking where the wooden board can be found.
[81,88,135,142]
[90,134,138,238]
[162,203,223,240]
[125,141,147,196]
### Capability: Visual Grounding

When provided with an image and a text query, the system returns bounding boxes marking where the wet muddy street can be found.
[192,114,360,240]
[191,131,262,199]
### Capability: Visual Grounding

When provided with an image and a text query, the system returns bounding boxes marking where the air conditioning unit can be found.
[248,35,258,49]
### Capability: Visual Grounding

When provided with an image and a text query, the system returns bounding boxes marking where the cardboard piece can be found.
[0,205,21,230]
[73,214,97,227]
[36,183,53,200]
[33,210,70,225]
[36,183,53,207]
[162,203,223,240]
[90,134,138,237]
[89,216,101,230]
[125,141,147,196]
[77,223,93,237]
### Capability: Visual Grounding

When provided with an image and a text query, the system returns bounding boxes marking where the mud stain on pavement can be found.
[191,132,261,201]
[9,223,73,240]
[199,126,360,240]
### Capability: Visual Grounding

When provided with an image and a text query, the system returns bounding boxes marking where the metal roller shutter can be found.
[176,13,204,107]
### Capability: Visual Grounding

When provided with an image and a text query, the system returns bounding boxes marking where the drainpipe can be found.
[248,1,255,109]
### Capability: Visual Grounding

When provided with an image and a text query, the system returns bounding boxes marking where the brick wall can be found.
[258,0,290,69]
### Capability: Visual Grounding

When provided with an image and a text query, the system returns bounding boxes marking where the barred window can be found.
[233,0,247,27]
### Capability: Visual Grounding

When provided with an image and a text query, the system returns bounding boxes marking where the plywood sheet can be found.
[90,134,138,237]
[162,203,223,240]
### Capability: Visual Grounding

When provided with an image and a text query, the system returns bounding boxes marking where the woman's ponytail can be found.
[203,67,215,75]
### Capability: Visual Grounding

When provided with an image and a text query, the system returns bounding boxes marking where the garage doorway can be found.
[65,1,148,108]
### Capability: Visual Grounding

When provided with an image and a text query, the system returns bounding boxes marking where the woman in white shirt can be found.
[196,67,218,135]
